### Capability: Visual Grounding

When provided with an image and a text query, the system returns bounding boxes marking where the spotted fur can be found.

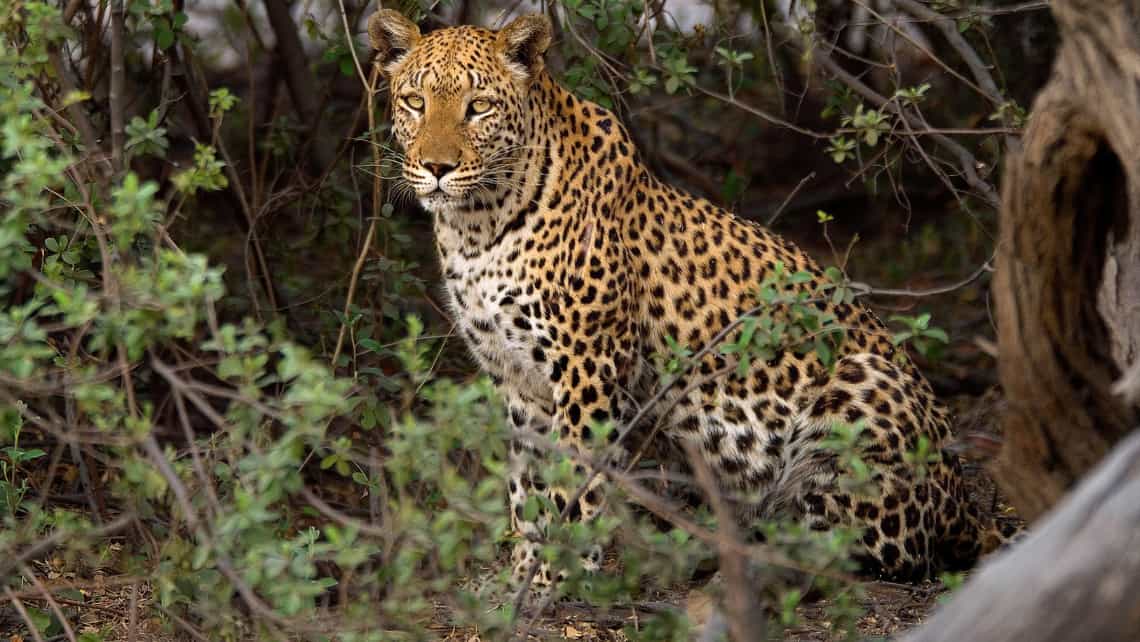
[367,10,1001,591]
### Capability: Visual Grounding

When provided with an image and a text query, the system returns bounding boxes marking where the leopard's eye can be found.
[468,98,493,117]
[403,95,424,110]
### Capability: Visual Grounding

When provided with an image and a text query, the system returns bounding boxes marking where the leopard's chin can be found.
[418,190,463,212]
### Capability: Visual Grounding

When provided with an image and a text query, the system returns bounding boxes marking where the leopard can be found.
[366,9,1006,593]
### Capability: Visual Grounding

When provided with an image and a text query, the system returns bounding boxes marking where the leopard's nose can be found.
[423,162,456,178]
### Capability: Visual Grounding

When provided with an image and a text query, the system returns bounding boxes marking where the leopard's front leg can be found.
[505,335,638,595]
[503,392,561,591]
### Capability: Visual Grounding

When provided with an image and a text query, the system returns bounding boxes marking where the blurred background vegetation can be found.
[1,0,1054,639]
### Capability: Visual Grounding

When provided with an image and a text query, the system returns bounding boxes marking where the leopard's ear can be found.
[495,14,552,82]
[367,9,421,76]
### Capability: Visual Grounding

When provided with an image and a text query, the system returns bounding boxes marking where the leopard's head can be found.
[367,10,552,212]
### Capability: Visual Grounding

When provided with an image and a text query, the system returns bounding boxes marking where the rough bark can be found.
[901,431,1140,642]
[993,0,1140,521]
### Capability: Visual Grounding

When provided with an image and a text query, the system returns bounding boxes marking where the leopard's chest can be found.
[440,242,553,400]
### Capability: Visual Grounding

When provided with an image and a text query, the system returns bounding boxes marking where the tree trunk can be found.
[993,0,1140,521]
[900,431,1140,642]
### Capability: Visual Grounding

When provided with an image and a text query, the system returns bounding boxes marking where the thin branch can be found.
[851,0,1000,106]
[0,513,135,581]
[109,0,126,173]
[47,48,106,176]
[139,436,288,638]
[298,487,390,538]
[684,442,767,642]
[19,564,78,642]
[776,19,1001,206]
[150,603,212,642]
[894,0,1018,144]
[332,63,384,369]
[4,587,47,642]
[767,171,816,226]
[690,82,829,139]
[852,254,994,298]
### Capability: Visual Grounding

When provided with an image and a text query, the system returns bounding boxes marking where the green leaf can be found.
[924,328,950,344]
[523,495,540,522]
[155,26,174,50]
[358,338,383,353]
[814,338,832,366]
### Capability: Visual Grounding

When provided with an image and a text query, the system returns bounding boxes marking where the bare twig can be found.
[332,58,384,369]
[894,0,1017,145]
[139,436,288,638]
[171,388,223,520]
[109,0,126,173]
[150,603,212,642]
[128,581,139,642]
[851,0,1000,106]
[0,513,135,581]
[767,171,816,226]
[684,442,767,642]
[780,20,1002,206]
[19,563,78,642]
[690,83,829,140]
[46,48,106,176]
[4,587,47,642]
[299,487,390,538]
[851,254,994,298]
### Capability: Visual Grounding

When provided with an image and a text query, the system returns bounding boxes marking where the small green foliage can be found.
[895,83,932,105]
[780,588,803,626]
[208,87,238,119]
[822,420,874,494]
[826,135,857,164]
[108,172,162,247]
[125,110,170,160]
[562,57,614,108]
[627,67,658,94]
[1,410,45,517]
[145,1,188,51]
[938,570,967,603]
[720,167,748,203]
[323,40,363,77]
[842,104,891,147]
[990,100,1028,128]
[890,313,950,360]
[731,261,849,368]
[627,609,691,641]
[172,143,228,194]
[821,80,857,120]
[903,435,941,481]
[661,50,698,94]
[655,333,694,380]
[564,0,642,50]
[715,46,754,68]
[715,45,754,99]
